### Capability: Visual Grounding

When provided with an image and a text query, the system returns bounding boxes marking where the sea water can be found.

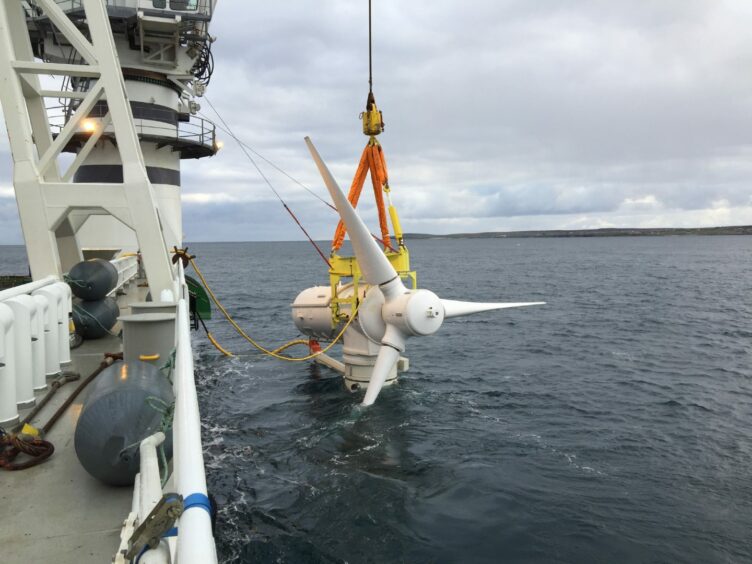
[3,236,751,563]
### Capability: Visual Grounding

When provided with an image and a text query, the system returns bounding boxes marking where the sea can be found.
[2,236,751,563]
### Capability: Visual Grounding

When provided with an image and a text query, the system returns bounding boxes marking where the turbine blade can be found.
[362,345,401,406]
[441,300,545,319]
[305,137,398,286]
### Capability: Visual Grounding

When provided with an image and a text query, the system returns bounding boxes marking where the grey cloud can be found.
[3,1,752,243]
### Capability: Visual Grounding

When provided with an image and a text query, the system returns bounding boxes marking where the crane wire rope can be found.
[369,0,373,93]
[203,96,331,268]
[201,104,399,253]
[199,112,336,212]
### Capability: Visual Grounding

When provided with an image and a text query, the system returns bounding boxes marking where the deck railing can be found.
[172,264,217,562]
[0,261,216,561]
[125,263,217,563]
[109,255,140,296]
[48,104,218,157]
[0,277,71,426]
[42,0,213,17]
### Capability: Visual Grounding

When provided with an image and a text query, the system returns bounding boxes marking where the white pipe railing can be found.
[139,432,166,521]
[109,255,140,296]
[0,278,71,425]
[30,295,49,391]
[0,303,17,425]
[56,283,72,365]
[32,285,63,376]
[138,432,171,563]
[4,295,37,408]
[130,264,216,563]
[172,265,217,563]
[0,275,56,301]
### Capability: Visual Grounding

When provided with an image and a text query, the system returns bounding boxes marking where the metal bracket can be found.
[125,493,183,560]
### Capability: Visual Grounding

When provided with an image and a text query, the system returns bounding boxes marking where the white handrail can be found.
[172,265,217,563]
[109,255,140,296]
[138,432,171,563]
[0,275,57,302]
[0,303,17,425]
[117,264,216,563]
[0,277,70,424]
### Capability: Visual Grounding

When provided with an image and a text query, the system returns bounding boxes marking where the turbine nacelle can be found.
[381,283,444,340]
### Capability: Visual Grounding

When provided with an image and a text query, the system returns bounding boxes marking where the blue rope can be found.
[133,545,148,564]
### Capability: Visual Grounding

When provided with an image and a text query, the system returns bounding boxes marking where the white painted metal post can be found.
[132,474,142,521]
[5,296,36,409]
[31,295,49,391]
[0,304,18,426]
[53,282,72,365]
[138,432,171,564]
[139,432,165,520]
[32,287,61,377]
[0,276,57,394]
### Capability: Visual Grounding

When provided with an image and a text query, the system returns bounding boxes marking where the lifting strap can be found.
[332,140,392,251]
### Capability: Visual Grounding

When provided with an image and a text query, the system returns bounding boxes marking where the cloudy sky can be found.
[2,0,752,242]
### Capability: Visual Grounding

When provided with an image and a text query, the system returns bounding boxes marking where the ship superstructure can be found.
[0,0,218,288]
[0,1,219,562]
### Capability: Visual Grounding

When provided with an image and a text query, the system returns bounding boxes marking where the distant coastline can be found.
[3,226,752,247]
[404,225,752,239]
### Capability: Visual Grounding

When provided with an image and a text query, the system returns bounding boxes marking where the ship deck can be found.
[0,284,147,564]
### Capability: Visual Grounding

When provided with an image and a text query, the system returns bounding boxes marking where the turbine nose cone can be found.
[404,289,445,336]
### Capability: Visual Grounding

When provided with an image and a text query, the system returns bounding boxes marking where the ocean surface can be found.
[3,236,751,563]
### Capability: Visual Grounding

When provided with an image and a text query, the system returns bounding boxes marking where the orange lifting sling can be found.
[331,140,391,251]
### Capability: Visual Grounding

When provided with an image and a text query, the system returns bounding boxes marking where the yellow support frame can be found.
[329,245,416,327]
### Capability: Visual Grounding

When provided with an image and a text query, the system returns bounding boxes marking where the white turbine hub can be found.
[383,289,445,337]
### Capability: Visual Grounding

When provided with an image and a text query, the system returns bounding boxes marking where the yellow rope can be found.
[272,339,310,354]
[189,258,358,362]
[206,331,234,357]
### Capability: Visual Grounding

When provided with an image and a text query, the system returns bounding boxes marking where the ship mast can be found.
[0,0,218,300]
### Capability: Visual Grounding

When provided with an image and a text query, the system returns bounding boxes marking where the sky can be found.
[2,0,752,242]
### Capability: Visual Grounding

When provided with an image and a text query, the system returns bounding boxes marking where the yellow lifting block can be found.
[361,92,384,136]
